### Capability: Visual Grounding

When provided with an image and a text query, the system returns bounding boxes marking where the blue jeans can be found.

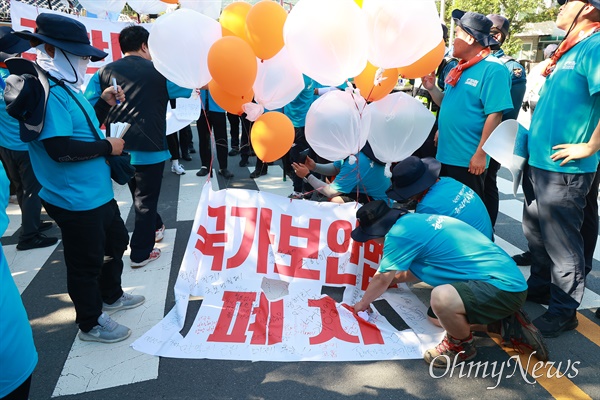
[43,199,128,331]
[523,166,595,318]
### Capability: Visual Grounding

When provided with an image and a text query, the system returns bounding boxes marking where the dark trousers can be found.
[128,162,164,263]
[227,112,241,150]
[286,127,312,192]
[197,111,228,170]
[440,163,487,207]
[582,163,600,276]
[483,158,501,227]
[238,114,252,161]
[0,147,43,242]
[166,125,192,160]
[523,166,594,318]
[43,199,128,331]
[2,374,32,400]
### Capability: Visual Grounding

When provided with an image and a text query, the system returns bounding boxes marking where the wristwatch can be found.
[302,173,311,183]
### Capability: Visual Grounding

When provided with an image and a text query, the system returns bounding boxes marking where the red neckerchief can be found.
[0,62,7,69]
[543,22,600,77]
[444,48,491,87]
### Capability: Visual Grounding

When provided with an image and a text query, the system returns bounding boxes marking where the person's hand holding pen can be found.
[100,78,125,106]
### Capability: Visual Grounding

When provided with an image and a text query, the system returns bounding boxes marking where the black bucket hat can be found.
[452,9,499,48]
[486,14,510,38]
[4,58,50,142]
[0,26,31,61]
[351,200,407,243]
[386,156,441,202]
[14,13,107,62]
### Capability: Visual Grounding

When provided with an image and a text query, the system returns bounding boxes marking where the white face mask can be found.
[35,44,89,92]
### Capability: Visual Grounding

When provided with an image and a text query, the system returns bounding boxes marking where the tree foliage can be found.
[440,0,559,57]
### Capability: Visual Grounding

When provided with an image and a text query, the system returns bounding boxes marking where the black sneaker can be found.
[181,152,192,161]
[250,168,268,179]
[533,312,578,338]
[219,169,234,179]
[196,166,210,177]
[228,148,240,156]
[489,308,549,361]
[512,251,532,266]
[188,145,196,154]
[17,234,58,250]
[239,158,250,168]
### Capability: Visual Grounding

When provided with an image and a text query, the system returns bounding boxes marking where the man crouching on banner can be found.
[351,201,548,368]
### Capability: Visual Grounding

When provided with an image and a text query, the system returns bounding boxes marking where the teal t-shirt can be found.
[416,177,493,239]
[284,74,315,128]
[28,85,114,211]
[0,164,38,398]
[528,33,600,174]
[330,152,392,204]
[437,56,513,168]
[378,213,526,292]
[0,68,27,151]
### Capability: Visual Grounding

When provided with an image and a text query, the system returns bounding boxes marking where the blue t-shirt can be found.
[0,164,38,397]
[378,213,526,292]
[416,177,493,239]
[528,33,600,174]
[0,68,27,151]
[330,152,392,204]
[284,74,315,128]
[28,84,114,211]
[437,56,513,168]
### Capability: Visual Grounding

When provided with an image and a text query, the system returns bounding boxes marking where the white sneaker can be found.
[171,163,186,175]
[155,224,165,242]
[78,312,131,343]
[130,247,161,269]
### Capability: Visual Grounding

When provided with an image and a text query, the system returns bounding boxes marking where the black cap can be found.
[0,26,31,61]
[351,200,407,242]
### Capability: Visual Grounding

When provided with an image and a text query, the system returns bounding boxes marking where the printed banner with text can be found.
[132,184,444,361]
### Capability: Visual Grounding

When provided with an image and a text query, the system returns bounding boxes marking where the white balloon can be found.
[253,47,305,111]
[179,0,222,20]
[305,90,371,162]
[284,0,368,86]
[148,9,222,89]
[127,0,167,15]
[79,0,126,15]
[367,92,435,170]
[363,0,443,68]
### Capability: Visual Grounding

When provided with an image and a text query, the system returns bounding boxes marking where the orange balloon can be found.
[245,1,287,60]
[397,39,446,79]
[208,36,257,96]
[251,112,294,162]
[208,80,254,116]
[220,1,252,41]
[160,0,178,3]
[354,62,398,102]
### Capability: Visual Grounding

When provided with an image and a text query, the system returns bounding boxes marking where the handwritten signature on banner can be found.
[132,185,444,361]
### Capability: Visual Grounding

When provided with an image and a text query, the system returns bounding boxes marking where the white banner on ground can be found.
[132,184,444,361]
